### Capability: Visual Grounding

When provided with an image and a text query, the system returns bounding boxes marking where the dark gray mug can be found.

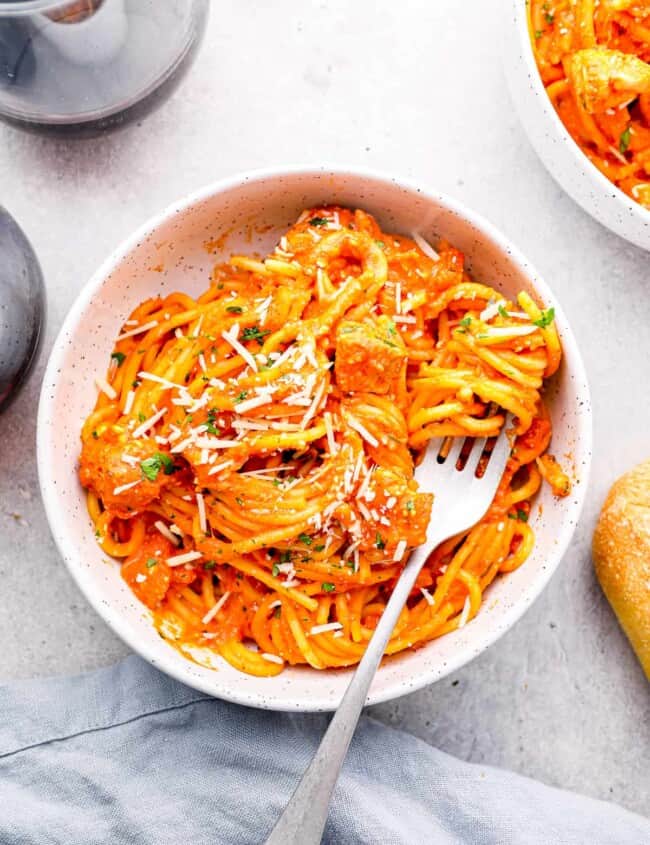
[0,205,44,410]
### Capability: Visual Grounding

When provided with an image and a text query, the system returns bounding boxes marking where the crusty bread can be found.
[593,459,650,679]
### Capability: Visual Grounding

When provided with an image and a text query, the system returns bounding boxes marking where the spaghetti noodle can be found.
[530,0,650,207]
[79,207,570,677]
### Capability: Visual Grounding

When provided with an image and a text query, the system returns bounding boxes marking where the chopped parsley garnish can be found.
[405,500,415,512]
[235,497,244,506]
[204,560,216,570]
[298,533,312,545]
[91,430,99,440]
[534,29,543,39]
[533,307,555,328]
[111,351,126,367]
[272,563,280,577]
[145,557,157,569]
[137,412,146,423]
[279,550,292,564]
[309,217,329,227]
[314,544,325,552]
[235,391,248,402]
[517,509,529,522]
[242,325,270,344]
[140,452,175,482]
[226,305,243,314]
[387,322,397,336]
[375,240,385,248]
[619,126,631,155]
[459,316,472,328]
[132,380,140,389]
[498,304,509,318]
[321,582,335,592]
[375,532,385,550]
[544,10,554,23]
[206,409,220,435]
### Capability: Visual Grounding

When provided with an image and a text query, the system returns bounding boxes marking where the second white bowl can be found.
[504,0,650,251]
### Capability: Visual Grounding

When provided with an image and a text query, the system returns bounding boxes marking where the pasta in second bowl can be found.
[38,167,592,710]
[504,0,650,250]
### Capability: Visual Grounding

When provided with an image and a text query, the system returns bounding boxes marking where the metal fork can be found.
[265,422,512,845]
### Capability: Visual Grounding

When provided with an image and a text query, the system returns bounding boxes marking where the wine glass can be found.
[0,0,209,136]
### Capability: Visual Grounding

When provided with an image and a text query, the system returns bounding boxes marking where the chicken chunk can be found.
[79,424,176,517]
[565,48,650,113]
[335,317,406,395]
[356,466,433,553]
[121,535,174,609]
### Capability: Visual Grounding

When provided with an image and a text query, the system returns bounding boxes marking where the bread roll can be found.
[593,459,650,679]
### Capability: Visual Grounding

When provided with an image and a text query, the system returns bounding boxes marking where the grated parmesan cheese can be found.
[202,591,231,624]
[347,415,379,448]
[310,622,343,635]
[113,479,140,496]
[154,520,180,545]
[123,389,135,415]
[300,378,326,430]
[167,550,203,567]
[196,493,207,534]
[116,320,158,341]
[393,539,407,561]
[208,460,233,476]
[131,407,166,439]
[137,371,184,391]
[420,587,434,606]
[221,327,258,372]
[411,231,439,261]
[233,394,272,414]
[170,436,193,454]
[95,376,117,400]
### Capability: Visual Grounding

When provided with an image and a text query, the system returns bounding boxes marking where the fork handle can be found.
[264,533,442,845]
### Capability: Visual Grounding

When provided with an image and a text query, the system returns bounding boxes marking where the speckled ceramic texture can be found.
[37,166,592,712]
[504,0,650,252]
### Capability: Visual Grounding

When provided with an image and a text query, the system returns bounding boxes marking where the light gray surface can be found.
[0,0,647,818]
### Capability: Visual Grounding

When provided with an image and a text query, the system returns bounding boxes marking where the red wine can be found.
[0,0,208,136]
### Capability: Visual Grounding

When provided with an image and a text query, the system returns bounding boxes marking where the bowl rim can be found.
[37,164,593,710]
[511,0,650,224]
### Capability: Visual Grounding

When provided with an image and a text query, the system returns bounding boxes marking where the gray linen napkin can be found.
[0,656,647,844]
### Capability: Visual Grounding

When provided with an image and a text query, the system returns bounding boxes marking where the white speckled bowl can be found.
[37,166,592,711]
[504,0,650,251]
